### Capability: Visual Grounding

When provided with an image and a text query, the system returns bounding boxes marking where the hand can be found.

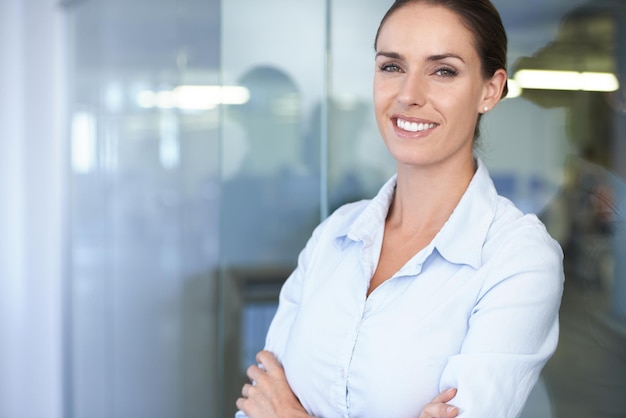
[236,350,311,418]
[418,388,459,418]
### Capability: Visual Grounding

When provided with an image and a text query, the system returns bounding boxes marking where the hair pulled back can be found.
[375,0,508,98]
[374,0,509,140]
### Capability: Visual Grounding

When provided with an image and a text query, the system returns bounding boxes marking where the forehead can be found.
[377,3,478,57]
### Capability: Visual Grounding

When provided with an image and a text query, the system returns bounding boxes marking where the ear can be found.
[479,68,508,114]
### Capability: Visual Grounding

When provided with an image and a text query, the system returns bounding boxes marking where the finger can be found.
[246,364,263,382]
[235,397,246,411]
[241,383,252,398]
[418,388,459,418]
[420,402,459,418]
[432,387,457,403]
[256,350,283,374]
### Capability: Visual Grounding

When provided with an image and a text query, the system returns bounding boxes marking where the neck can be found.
[387,156,476,234]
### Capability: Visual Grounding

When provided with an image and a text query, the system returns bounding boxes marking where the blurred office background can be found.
[1,0,625,417]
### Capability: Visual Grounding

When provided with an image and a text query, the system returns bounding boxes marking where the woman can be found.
[236,0,564,417]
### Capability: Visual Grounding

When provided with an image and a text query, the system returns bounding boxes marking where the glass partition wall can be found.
[67,0,221,416]
[218,2,326,416]
[66,0,625,417]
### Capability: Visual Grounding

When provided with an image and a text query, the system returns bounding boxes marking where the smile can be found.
[396,118,437,133]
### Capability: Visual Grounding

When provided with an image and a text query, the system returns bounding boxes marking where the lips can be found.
[395,117,438,133]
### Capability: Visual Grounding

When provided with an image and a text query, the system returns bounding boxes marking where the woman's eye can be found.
[435,67,457,77]
[380,63,402,72]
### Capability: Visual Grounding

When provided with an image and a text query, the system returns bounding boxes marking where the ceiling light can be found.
[136,85,250,110]
[506,79,522,99]
[513,70,619,92]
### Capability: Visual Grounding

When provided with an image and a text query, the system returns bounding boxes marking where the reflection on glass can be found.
[158,112,180,169]
[65,0,626,416]
[67,0,221,417]
[218,2,327,412]
[136,85,250,110]
[221,65,319,266]
[514,2,626,416]
[71,111,97,174]
[514,69,619,92]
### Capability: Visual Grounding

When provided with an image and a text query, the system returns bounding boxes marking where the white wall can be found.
[0,1,66,417]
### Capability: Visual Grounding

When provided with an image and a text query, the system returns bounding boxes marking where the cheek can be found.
[373,76,399,100]
[374,103,388,136]
[372,81,385,107]
[373,91,388,121]
[373,83,397,118]
[436,88,478,119]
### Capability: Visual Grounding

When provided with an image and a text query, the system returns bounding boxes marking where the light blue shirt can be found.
[237,159,564,418]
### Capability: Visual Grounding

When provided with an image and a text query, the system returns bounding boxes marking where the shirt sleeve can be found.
[439,221,564,418]
[263,217,329,359]
[234,218,328,418]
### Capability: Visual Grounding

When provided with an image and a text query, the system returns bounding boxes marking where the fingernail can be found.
[447,406,457,413]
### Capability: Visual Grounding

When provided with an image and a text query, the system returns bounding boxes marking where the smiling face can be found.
[374,2,505,170]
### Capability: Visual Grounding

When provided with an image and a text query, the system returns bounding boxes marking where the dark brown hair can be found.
[374,0,509,140]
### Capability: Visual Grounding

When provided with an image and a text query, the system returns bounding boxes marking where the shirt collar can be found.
[343,174,397,246]
[338,158,498,269]
[433,158,497,269]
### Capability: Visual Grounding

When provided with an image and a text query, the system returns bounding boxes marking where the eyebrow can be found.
[428,53,465,63]
[375,51,403,60]
[375,51,465,63]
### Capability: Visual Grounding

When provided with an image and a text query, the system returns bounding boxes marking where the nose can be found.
[397,72,426,107]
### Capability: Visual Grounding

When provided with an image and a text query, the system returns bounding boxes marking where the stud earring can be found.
[483,106,489,113]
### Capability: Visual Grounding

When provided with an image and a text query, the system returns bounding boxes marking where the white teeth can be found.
[397,119,436,132]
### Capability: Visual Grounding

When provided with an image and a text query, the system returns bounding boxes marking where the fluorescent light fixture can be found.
[136,90,175,109]
[159,113,180,169]
[137,90,157,108]
[136,85,250,110]
[71,112,97,174]
[514,70,619,92]
[506,79,522,99]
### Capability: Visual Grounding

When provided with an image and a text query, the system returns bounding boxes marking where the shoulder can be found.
[490,195,560,253]
[473,158,558,254]
[314,198,372,240]
[482,195,564,286]
[317,175,396,239]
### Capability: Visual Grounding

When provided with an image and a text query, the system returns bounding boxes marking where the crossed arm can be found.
[236,350,459,418]
[235,214,564,418]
